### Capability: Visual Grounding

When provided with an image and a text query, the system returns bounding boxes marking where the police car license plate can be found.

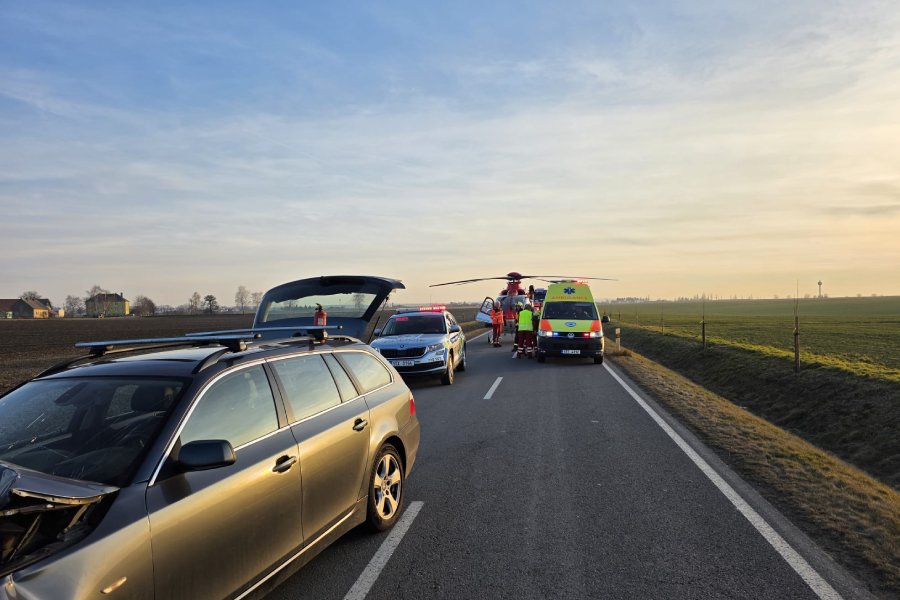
[392,360,415,367]
[561,349,581,355]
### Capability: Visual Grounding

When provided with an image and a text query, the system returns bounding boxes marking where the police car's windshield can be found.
[381,315,446,335]
[542,302,598,320]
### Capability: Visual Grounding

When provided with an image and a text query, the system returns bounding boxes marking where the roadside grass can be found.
[605,324,900,490]
[606,348,900,598]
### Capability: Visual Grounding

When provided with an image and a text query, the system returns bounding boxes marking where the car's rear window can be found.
[542,302,598,320]
[0,378,184,486]
[338,352,392,393]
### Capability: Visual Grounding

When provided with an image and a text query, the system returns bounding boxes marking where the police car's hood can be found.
[371,333,445,348]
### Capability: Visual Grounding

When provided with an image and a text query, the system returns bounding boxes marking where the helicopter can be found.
[430,272,614,332]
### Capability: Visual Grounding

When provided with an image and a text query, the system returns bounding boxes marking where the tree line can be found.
[17,285,264,317]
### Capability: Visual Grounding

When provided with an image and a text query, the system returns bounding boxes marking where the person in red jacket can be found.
[490,302,505,347]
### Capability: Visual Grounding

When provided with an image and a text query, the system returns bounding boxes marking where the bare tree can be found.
[84,285,113,316]
[235,286,250,314]
[133,295,157,316]
[189,291,202,314]
[251,291,263,308]
[19,291,42,301]
[204,295,218,314]
[85,285,108,299]
[64,295,85,317]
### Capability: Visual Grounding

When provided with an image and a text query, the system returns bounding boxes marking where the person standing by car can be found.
[490,302,505,347]
[517,303,536,358]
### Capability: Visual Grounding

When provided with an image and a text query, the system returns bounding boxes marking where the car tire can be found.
[594,355,604,364]
[457,344,467,372]
[440,352,455,385]
[367,444,404,531]
[537,354,545,363]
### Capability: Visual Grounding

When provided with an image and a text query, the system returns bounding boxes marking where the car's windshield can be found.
[381,315,446,335]
[0,378,184,487]
[542,302,598,320]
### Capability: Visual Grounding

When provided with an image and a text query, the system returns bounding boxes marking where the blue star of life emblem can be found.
[563,287,576,295]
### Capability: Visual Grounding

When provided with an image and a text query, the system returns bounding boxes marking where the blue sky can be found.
[2,1,899,306]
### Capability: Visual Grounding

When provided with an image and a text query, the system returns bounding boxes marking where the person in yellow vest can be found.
[517,303,535,358]
[490,302,505,347]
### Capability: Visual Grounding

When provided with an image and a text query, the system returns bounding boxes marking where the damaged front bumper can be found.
[0,463,117,579]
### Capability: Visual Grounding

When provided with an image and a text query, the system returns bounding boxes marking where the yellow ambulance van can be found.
[536,281,609,364]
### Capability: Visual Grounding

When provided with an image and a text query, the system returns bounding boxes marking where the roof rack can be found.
[184,325,343,338]
[75,333,261,357]
[35,333,262,379]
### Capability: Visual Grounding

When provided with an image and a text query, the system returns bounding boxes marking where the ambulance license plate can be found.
[392,360,415,367]
[561,349,581,355]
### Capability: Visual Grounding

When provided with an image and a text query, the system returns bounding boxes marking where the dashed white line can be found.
[343,501,424,600]
[602,364,842,600]
[483,377,503,399]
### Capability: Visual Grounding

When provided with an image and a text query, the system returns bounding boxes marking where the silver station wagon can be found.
[0,275,419,600]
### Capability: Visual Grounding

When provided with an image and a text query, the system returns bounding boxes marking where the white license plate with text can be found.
[392,360,415,367]
[561,349,581,355]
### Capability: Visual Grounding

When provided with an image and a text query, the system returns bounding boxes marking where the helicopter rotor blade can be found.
[429,277,514,287]
[430,274,617,287]
[520,275,618,282]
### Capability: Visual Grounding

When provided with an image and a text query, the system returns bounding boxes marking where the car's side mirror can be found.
[373,328,382,337]
[178,440,236,471]
[449,324,461,333]
[601,315,610,324]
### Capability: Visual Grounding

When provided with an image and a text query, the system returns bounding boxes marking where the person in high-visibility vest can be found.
[490,302,505,347]
[517,303,535,358]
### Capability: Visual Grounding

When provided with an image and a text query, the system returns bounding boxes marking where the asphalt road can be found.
[266,331,870,600]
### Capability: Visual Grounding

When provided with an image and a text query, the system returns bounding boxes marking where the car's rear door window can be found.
[323,353,359,401]
[180,365,278,449]
[272,355,342,421]
[338,351,392,393]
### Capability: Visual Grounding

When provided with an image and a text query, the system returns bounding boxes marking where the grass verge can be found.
[609,325,899,488]
[605,347,900,598]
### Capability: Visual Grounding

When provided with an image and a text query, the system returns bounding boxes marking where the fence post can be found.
[701,299,706,348]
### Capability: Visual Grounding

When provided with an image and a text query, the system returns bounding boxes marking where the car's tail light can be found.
[409,395,416,416]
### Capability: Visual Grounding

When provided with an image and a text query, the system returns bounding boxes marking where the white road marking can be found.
[343,501,424,600]
[483,377,503,399]
[603,364,842,600]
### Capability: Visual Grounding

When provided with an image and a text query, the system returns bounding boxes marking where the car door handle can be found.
[272,455,297,473]
[352,418,368,432]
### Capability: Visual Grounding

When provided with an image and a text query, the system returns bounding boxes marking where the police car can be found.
[371,306,467,385]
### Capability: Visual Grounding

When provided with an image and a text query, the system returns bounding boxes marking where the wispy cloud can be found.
[2,1,900,303]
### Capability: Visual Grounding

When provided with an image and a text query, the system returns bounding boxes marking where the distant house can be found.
[86,293,130,318]
[0,299,15,319]
[0,299,50,319]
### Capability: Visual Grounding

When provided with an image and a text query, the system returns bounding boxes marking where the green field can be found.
[603,296,900,381]
[598,296,900,488]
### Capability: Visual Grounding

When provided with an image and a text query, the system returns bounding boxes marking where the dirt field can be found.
[0,307,483,394]
[0,315,254,393]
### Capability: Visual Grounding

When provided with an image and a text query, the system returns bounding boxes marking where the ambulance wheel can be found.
[441,353,455,385]
[457,345,467,372]
[594,355,604,365]
[537,354,545,363]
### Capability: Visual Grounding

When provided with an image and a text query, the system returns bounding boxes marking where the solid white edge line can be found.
[602,363,843,600]
[343,501,424,600]
[484,377,503,399]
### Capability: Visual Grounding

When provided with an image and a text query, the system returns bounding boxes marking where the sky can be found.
[2,0,899,307]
